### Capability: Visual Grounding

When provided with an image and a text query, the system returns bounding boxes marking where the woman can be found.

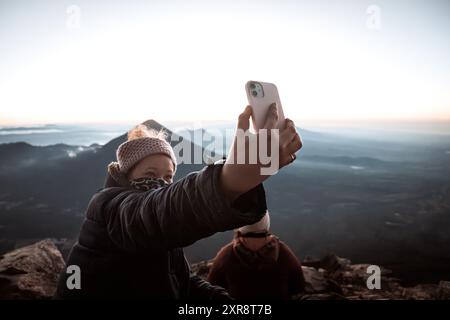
[207,211,306,299]
[55,104,302,299]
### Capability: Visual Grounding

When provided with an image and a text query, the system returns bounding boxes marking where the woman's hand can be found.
[220,104,303,200]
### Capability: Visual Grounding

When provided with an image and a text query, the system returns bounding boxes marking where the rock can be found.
[401,284,438,300]
[301,266,343,295]
[0,239,65,299]
[301,266,328,293]
[303,253,351,272]
[298,292,347,300]
[331,263,394,286]
[438,281,450,299]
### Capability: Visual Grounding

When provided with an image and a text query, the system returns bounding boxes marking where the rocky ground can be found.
[0,239,65,299]
[192,254,450,300]
[0,239,449,300]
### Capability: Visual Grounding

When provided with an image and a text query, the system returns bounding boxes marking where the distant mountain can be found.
[1,119,208,205]
[0,119,206,244]
[0,142,93,169]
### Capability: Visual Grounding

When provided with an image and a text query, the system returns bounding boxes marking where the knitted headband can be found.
[108,136,177,187]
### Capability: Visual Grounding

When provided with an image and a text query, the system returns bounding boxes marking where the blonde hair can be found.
[127,124,168,142]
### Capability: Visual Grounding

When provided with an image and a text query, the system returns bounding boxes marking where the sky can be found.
[0,0,449,126]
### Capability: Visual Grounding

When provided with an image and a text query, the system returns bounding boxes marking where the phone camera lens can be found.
[252,90,257,97]
[250,83,256,89]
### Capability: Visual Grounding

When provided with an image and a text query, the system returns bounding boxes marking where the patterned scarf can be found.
[129,177,169,191]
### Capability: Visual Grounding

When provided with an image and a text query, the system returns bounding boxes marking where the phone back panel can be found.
[245,81,286,131]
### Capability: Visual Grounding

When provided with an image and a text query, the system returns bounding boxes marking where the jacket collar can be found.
[104,172,123,188]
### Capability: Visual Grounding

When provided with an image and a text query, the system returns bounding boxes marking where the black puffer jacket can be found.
[55,163,267,299]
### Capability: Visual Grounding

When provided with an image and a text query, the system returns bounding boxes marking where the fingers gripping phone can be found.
[245,81,286,132]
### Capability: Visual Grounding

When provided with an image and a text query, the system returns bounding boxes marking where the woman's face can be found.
[127,154,174,184]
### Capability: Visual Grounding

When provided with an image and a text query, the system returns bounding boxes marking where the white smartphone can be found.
[245,80,286,132]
